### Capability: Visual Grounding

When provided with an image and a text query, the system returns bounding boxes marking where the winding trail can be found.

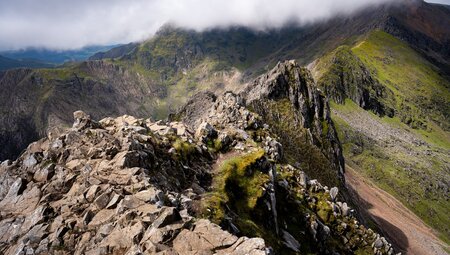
[345,165,449,255]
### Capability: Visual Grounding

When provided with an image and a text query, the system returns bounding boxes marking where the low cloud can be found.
[0,0,395,50]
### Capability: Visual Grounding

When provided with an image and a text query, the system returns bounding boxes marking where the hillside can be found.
[312,30,450,243]
[0,55,54,71]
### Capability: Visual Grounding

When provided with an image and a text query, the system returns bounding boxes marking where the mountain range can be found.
[0,45,118,71]
[0,0,449,254]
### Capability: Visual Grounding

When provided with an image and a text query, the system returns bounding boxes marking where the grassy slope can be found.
[352,31,450,130]
[327,31,450,243]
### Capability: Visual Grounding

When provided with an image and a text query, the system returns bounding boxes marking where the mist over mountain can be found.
[0,0,397,50]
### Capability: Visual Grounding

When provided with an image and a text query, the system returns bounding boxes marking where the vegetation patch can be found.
[203,149,268,222]
[352,30,450,130]
[172,138,196,161]
[250,99,341,188]
[331,101,450,243]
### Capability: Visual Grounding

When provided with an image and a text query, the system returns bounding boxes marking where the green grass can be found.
[331,99,450,243]
[203,149,268,222]
[172,138,196,160]
[352,30,450,130]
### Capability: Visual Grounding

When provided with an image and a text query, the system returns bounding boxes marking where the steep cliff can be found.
[0,62,157,161]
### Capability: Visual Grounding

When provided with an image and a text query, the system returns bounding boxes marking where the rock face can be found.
[0,61,397,255]
[242,60,345,183]
[178,60,345,187]
[0,62,158,161]
[314,46,392,117]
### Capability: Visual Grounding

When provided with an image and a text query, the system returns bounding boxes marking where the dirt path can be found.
[211,150,241,173]
[345,165,449,255]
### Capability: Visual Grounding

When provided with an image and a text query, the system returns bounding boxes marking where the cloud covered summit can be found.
[0,0,401,50]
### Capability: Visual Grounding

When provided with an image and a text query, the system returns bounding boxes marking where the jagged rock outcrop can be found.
[313,46,393,117]
[177,60,345,187]
[0,60,398,254]
[242,60,345,182]
[0,112,269,255]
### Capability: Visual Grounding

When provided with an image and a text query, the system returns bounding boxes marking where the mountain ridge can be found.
[0,61,398,254]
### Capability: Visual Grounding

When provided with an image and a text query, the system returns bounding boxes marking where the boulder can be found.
[195,122,217,143]
[152,207,182,228]
[330,187,339,201]
[72,111,101,130]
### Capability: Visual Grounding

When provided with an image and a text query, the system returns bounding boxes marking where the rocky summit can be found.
[0,61,397,255]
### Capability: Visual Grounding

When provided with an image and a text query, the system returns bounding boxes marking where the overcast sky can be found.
[0,0,446,51]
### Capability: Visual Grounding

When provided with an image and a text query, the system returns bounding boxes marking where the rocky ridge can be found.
[0,61,397,254]
[0,112,268,255]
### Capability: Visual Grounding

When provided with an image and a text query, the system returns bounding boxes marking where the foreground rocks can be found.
[0,61,397,254]
[0,112,268,255]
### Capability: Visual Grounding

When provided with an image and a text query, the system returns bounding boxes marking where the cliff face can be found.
[242,61,345,185]
[0,62,396,255]
[0,61,165,161]
[313,46,392,117]
[177,61,345,187]
[0,69,43,160]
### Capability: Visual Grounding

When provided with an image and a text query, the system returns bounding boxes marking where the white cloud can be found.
[425,0,450,4]
[0,0,395,50]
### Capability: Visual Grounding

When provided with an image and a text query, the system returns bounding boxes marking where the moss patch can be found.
[172,139,196,161]
[203,149,268,221]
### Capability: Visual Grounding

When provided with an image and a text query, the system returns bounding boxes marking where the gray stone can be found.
[330,187,339,201]
[152,207,181,228]
[281,230,300,252]
[23,154,38,168]
[94,191,111,209]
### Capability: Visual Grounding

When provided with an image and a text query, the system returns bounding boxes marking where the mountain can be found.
[0,61,397,254]
[3,0,448,162]
[311,29,450,244]
[89,43,139,61]
[0,45,118,67]
[0,55,54,71]
[0,0,449,253]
